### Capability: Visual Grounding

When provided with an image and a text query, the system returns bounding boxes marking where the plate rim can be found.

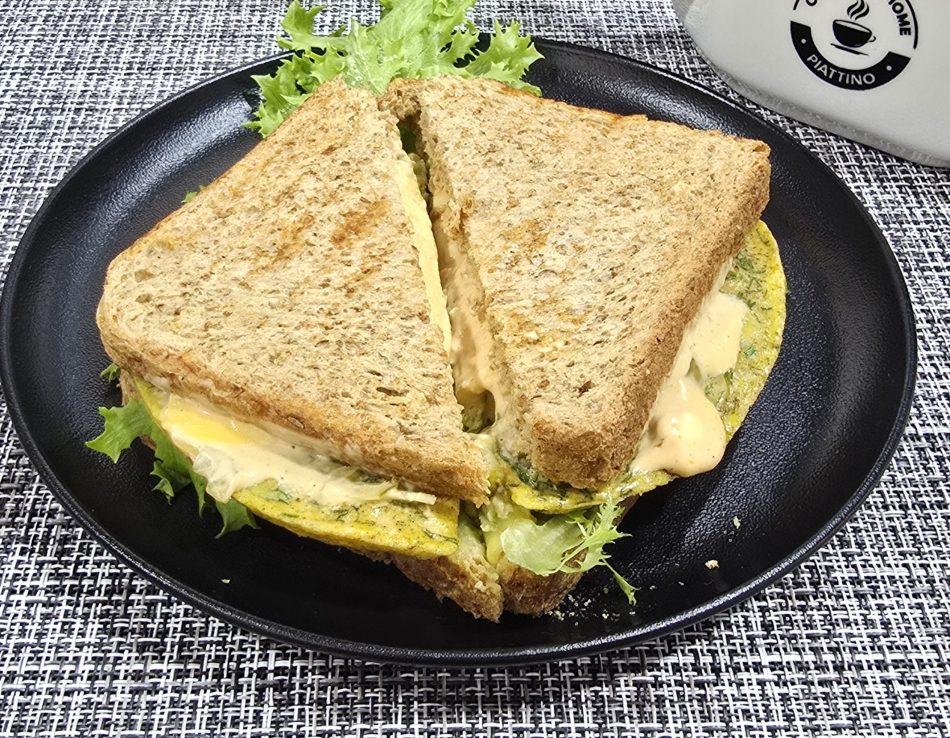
[0,38,918,667]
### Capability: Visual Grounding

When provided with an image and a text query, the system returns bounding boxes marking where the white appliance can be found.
[674,0,949,167]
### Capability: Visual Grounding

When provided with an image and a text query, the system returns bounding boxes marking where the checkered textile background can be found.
[1,0,948,735]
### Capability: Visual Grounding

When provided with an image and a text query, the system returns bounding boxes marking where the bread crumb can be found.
[733,516,741,529]
[221,578,231,584]
[705,560,719,570]
[525,330,540,342]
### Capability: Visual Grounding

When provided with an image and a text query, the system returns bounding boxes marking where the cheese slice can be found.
[157,390,437,508]
[395,152,452,353]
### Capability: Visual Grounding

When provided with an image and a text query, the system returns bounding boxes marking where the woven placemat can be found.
[1,0,948,735]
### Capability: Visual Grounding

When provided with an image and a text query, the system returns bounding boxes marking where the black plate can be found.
[0,41,916,666]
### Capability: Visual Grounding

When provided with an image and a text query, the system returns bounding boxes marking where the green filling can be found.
[99,362,121,382]
[484,492,636,604]
[181,185,204,204]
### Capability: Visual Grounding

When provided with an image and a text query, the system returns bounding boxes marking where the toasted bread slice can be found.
[97,80,487,503]
[381,77,771,490]
[389,537,583,622]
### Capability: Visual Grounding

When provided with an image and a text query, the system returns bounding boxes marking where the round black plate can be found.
[0,41,916,666]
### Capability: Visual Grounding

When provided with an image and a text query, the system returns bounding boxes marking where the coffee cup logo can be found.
[832,0,876,52]
[833,20,875,48]
[790,0,917,90]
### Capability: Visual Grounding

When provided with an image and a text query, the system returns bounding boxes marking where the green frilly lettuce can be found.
[86,379,257,537]
[247,0,543,136]
[498,496,636,604]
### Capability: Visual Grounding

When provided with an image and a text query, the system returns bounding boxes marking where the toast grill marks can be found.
[96,80,488,504]
[381,77,771,490]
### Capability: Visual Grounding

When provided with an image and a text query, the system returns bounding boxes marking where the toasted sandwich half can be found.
[376,77,786,619]
[93,80,489,559]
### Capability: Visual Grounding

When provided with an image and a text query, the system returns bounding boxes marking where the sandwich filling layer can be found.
[154,389,439,508]
[120,376,460,558]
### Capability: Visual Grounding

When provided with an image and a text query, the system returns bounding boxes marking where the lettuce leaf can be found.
[86,398,257,536]
[214,498,259,537]
[86,402,152,462]
[247,0,543,136]
[500,496,636,604]
[100,362,121,383]
[150,460,190,500]
[181,185,204,204]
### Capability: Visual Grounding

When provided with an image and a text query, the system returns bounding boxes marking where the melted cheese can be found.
[395,154,452,353]
[430,203,506,423]
[630,270,749,477]
[155,390,436,508]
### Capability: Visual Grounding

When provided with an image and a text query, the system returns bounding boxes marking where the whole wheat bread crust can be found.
[391,552,504,621]
[385,551,579,620]
[497,560,582,615]
[97,80,487,503]
[381,77,771,489]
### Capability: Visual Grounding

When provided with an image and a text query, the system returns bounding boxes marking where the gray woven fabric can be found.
[1,0,948,735]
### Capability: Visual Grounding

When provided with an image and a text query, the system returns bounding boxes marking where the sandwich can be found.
[89,74,786,621]
[91,80,489,559]
[374,77,785,618]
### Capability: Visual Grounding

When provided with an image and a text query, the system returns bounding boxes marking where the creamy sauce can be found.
[684,291,748,377]
[630,266,749,477]
[431,206,506,422]
[156,390,436,507]
[631,371,728,476]
[395,153,452,353]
